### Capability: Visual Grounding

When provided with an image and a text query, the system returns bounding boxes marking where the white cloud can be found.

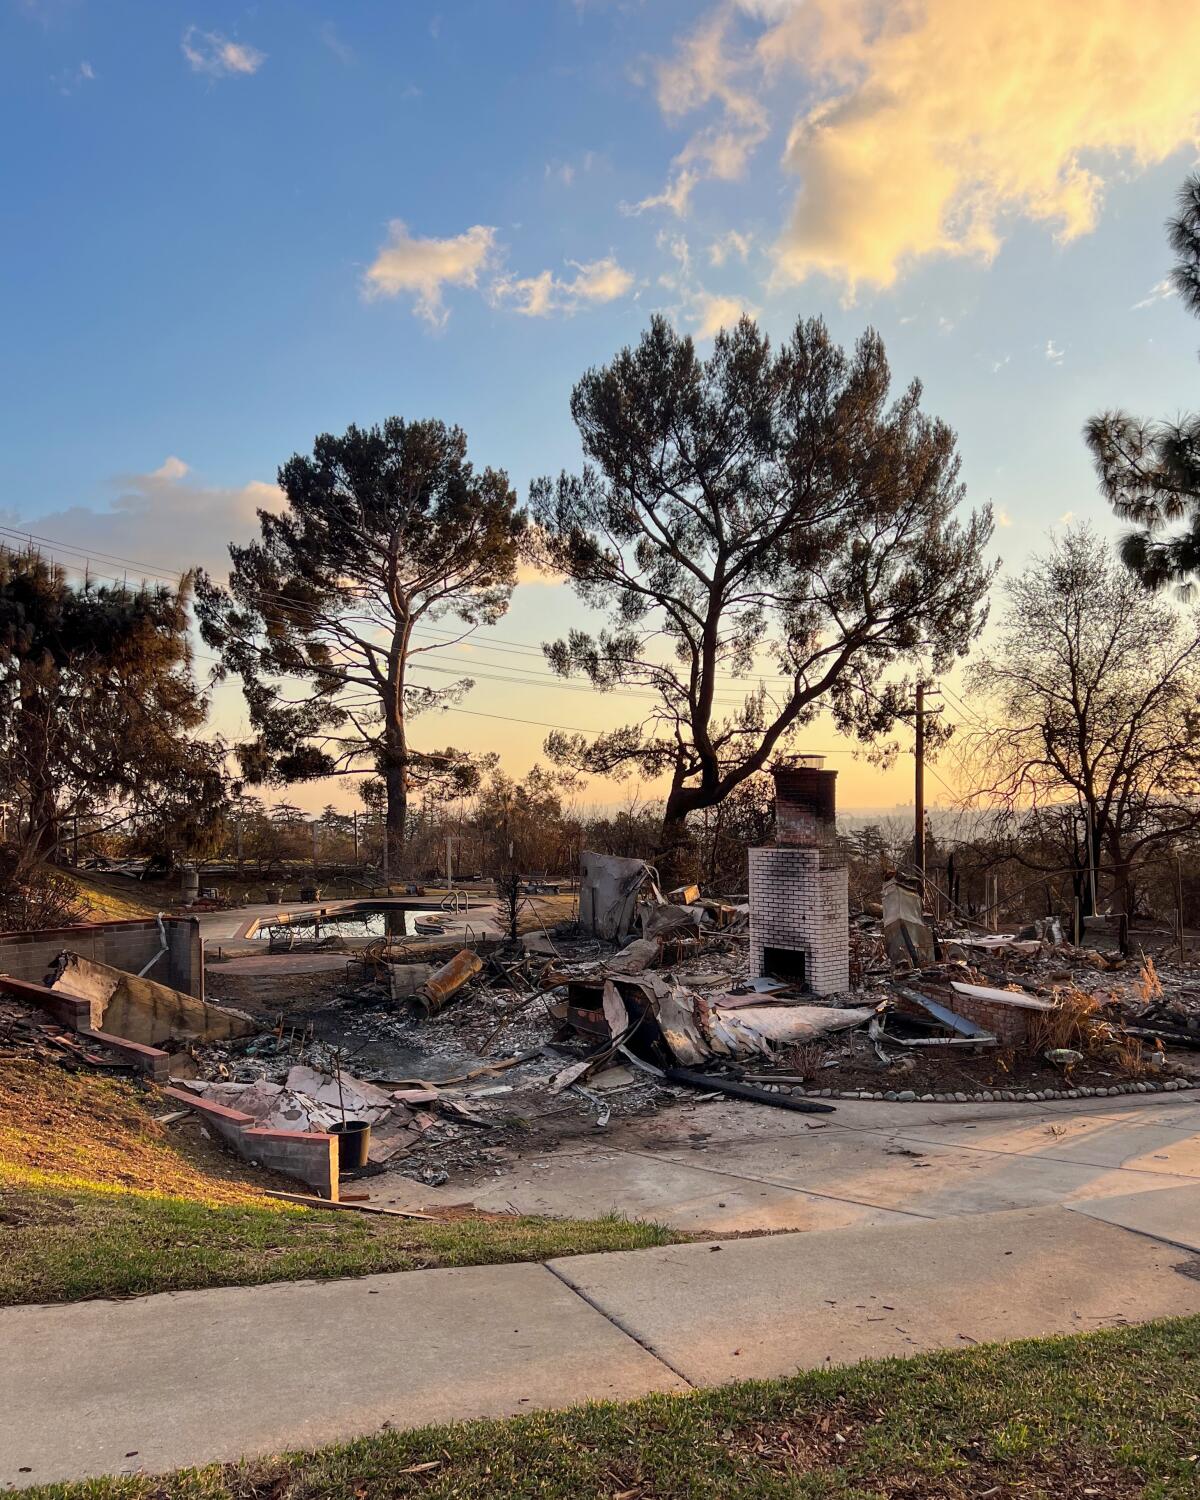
[629,11,768,218]
[709,229,751,266]
[363,222,499,326]
[653,232,756,339]
[623,169,700,218]
[692,291,758,338]
[493,256,634,317]
[318,22,353,65]
[997,508,1012,527]
[1045,339,1064,364]
[4,466,286,583]
[152,455,190,481]
[656,10,764,127]
[182,26,265,78]
[1060,509,1075,524]
[990,355,1011,374]
[1132,276,1177,310]
[545,152,598,187]
[644,0,1200,293]
[53,58,95,93]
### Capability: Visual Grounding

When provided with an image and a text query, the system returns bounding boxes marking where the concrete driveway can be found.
[374,1088,1200,1241]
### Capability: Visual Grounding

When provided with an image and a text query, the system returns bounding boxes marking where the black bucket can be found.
[331,1119,371,1171]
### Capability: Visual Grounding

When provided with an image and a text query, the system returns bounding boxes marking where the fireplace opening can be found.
[762,946,807,984]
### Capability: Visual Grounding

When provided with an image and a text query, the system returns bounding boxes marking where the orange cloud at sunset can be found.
[658,0,1200,294]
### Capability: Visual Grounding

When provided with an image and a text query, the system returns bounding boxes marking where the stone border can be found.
[777,1078,1199,1104]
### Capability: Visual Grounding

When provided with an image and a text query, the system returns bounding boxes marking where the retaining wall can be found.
[0,972,170,1079]
[0,917,204,999]
[162,1086,339,1200]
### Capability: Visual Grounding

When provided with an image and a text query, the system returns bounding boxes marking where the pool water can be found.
[252,905,443,942]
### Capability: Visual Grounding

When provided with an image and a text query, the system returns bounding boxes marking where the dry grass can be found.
[1137,952,1165,1004]
[781,1042,826,1080]
[0,1058,276,1206]
[62,870,164,921]
[0,1057,679,1307]
[1027,986,1154,1079]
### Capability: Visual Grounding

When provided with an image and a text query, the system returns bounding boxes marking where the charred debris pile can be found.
[180,850,1200,1193]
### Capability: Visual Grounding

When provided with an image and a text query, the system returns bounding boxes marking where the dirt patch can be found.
[876,1449,1147,1498]
[773,1026,1182,1098]
[723,1404,866,1475]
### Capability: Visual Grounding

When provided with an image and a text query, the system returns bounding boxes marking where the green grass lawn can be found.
[0,1058,681,1306]
[10,1315,1200,1498]
[0,1176,679,1305]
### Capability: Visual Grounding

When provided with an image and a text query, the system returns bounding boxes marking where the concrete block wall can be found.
[162,1086,339,1199]
[748,846,850,996]
[0,918,204,999]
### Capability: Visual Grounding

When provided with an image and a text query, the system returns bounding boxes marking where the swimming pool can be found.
[250,905,443,942]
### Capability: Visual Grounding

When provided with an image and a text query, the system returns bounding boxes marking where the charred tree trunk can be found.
[657,784,698,885]
[383,761,406,882]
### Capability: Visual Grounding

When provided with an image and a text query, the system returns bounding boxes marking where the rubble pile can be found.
[0,994,134,1074]
[176,843,1199,1192]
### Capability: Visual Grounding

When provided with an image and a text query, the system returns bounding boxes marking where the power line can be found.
[0,525,185,583]
[0,528,835,712]
[940,681,988,731]
[0,525,932,772]
[0,519,824,691]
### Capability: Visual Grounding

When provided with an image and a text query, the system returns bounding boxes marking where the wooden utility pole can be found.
[1085,806,1098,918]
[352,810,359,865]
[1179,856,1186,964]
[913,680,926,886]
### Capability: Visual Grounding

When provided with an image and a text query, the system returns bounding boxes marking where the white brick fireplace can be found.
[749,757,849,996]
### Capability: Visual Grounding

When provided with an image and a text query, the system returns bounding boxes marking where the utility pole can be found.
[352,810,359,865]
[913,680,926,888]
[1085,805,1097,918]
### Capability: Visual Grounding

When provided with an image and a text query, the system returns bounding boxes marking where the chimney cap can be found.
[773,753,826,771]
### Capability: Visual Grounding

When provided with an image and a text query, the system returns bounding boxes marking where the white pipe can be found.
[137,912,169,978]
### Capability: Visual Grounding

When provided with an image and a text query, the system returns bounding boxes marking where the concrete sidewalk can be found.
[3,1197,1199,1489]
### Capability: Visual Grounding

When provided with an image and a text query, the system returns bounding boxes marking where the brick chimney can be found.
[748,754,849,995]
[772,755,838,849]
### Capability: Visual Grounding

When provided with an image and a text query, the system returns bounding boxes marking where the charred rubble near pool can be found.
[176,760,1200,1191]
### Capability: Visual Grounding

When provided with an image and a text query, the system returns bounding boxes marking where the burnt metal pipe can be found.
[664,1066,837,1113]
[411,949,483,1017]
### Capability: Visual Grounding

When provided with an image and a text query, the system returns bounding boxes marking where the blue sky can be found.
[3,0,1200,811]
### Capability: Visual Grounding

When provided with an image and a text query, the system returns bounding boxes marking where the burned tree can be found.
[961,527,1200,919]
[197,419,525,876]
[532,314,994,872]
